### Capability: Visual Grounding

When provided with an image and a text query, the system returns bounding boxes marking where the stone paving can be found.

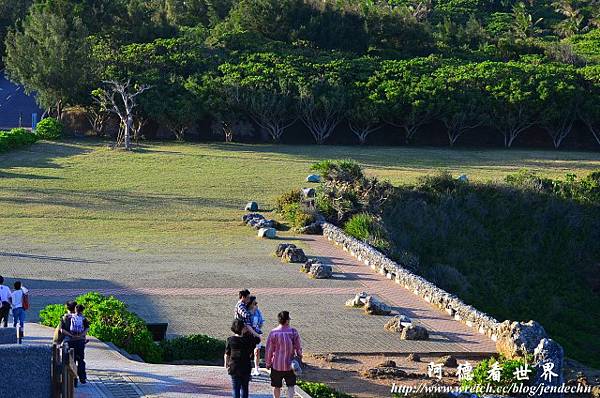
[25,323,280,398]
[0,231,496,355]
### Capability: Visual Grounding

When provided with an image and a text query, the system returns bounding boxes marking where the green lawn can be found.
[1,139,599,248]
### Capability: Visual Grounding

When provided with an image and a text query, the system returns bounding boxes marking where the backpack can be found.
[69,314,85,334]
[22,293,29,310]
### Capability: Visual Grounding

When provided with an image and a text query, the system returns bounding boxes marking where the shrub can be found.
[414,171,463,194]
[297,381,353,398]
[275,189,303,212]
[39,292,163,363]
[160,334,226,363]
[35,117,63,140]
[0,128,37,152]
[280,202,317,229]
[506,169,600,203]
[461,356,535,390]
[344,213,391,252]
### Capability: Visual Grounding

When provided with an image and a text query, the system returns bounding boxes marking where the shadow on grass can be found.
[0,141,91,170]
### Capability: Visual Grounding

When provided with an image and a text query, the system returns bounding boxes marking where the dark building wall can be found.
[0,74,43,129]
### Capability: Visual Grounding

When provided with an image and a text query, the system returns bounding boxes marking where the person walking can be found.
[0,276,11,328]
[225,319,260,398]
[248,296,264,376]
[265,311,303,398]
[234,289,260,338]
[60,301,90,384]
[9,281,28,334]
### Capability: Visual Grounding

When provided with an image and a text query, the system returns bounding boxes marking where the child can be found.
[248,296,264,376]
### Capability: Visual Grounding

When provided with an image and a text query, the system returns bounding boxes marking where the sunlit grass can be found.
[1,139,598,248]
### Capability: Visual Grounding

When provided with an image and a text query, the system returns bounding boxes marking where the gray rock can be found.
[0,344,52,397]
[243,213,263,223]
[363,366,407,379]
[302,188,316,198]
[407,353,420,362]
[275,243,296,257]
[245,202,259,211]
[0,327,17,344]
[306,174,321,183]
[345,292,368,308]
[533,338,564,398]
[401,325,429,340]
[378,360,397,368]
[296,222,322,235]
[364,296,392,316]
[281,247,307,263]
[309,264,333,279]
[302,258,320,273]
[438,355,458,367]
[258,228,276,239]
[496,320,547,359]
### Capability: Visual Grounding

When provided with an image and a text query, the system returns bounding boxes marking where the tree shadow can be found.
[0,141,91,171]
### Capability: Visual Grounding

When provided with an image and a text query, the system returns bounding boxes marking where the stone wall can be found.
[0,344,52,397]
[0,327,17,344]
[322,222,501,341]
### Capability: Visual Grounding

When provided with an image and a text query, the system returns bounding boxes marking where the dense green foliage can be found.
[343,213,391,252]
[275,189,318,229]
[0,128,37,152]
[381,171,600,367]
[296,380,353,398]
[2,0,600,148]
[159,334,226,363]
[39,292,163,363]
[461,356,535,390]
[35,117,64,140]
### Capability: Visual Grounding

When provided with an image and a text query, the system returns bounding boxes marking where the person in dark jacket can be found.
[225,319,260,398]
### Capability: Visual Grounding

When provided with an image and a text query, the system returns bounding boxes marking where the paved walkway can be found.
[304,235,497,354]
[25,323,285,398]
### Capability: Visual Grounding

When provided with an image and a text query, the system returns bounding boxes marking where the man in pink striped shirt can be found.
[265,311,303,398]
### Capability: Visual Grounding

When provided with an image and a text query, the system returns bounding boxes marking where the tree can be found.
[434,64,487,147]
[537,65,583,149]
[297,61,349,144]
[578,65,600,146]
[93,80,151,150]
[479,62,541,148]
[4,5,93,119]
[218,54,299,142]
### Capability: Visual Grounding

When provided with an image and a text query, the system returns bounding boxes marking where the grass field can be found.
[1,139,599,248]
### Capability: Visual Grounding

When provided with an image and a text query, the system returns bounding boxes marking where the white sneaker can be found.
[251,368,260,376]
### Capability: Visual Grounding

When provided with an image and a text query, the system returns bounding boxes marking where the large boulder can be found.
[281,247,307,263]
[243,213,263,223]
[345,292,368,308]
[496,320,547,359]
[245,202,259,211]
[309,264,333,279]
[275,243,296,257]
[258,228,277,239]
[401,325,429,340]
[302,188,316,198]
[302,258,320,273]
[306,174,321,183]
[532,338,564,398]
[364,296,392,316]
[384,315,412,333]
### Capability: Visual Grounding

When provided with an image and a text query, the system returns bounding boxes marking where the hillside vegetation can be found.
[1,0,600,148]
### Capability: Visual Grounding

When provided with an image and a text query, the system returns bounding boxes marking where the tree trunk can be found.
[124,114,132,150]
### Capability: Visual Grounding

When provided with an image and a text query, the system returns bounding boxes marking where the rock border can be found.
[322,222,501,341]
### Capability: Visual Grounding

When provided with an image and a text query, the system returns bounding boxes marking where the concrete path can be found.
[25,323,286,398]
[304,234,497,355]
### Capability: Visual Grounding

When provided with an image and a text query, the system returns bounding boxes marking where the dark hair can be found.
[247,295,257,307]
[76,304,85,314]
[0,276,3,284]
[277,311,291,325]
[13,281,21,290]
[238,289,250,299]
[231,319,245,335]
[66,301,77,313]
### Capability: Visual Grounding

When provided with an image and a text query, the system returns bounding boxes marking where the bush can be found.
[275,189,303,212]
[344,213,391,252]
[506,169,600,204]
[160,334,226,363]
[280,202,317,229]
[39,292,163,363]
[296,381,353,398]
[35,117,63,140]
[0,128,37,152]
[461,356,535,390]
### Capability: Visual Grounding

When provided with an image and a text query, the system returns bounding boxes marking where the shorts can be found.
[270,369,296,388]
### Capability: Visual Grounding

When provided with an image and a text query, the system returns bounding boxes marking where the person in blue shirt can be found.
[247,296,264,376]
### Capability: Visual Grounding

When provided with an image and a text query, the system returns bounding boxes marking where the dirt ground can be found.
[301,353,600,398]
